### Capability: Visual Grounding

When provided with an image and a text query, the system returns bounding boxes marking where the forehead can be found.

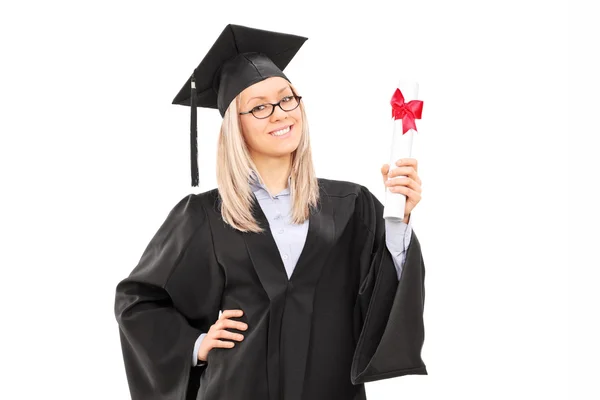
[240,77,291,99]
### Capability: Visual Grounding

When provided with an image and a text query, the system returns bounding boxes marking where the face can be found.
[238,76,302,162]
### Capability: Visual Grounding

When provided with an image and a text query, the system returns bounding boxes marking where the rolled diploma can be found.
[383,80,418,222]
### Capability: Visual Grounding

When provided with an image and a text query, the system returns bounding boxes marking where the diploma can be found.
[383,80,423,222]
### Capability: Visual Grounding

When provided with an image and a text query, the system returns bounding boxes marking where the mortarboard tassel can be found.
[190,73,199,187]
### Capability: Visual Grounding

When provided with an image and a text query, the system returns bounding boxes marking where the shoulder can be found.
[317,178,383,231]
[317,177,378,207]
[175,187,222,210]
[188,180,377,214]
[316,177,367,198]
[162,190,218,232]
[168,192,207,218]
[316,177,381,222]
[190,180,368,201]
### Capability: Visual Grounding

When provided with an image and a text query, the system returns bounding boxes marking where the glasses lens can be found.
[252,104,274,119]
[280,96,300,111]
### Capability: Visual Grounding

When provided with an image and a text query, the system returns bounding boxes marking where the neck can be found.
[252,154,292,195]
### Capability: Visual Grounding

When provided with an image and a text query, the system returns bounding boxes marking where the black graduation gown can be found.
[114,178,427,400]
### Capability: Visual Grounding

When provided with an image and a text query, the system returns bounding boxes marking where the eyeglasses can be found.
[239,95,302,119]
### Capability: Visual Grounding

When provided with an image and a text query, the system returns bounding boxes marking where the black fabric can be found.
[171,24,307,117]
[114,178,427,400]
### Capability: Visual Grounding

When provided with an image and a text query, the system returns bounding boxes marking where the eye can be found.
[252,104,267,112]
[281,96,294,102]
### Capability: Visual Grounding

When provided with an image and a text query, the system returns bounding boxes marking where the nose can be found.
[269,103,289,122]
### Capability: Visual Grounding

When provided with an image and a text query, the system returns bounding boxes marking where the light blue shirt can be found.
[193,170,413,366]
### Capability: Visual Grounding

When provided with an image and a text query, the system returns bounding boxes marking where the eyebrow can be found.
[246,86,292,105]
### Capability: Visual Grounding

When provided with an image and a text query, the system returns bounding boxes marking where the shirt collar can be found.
[249,169,292,199]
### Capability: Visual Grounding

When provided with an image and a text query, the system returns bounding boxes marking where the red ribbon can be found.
[391,88,423,134]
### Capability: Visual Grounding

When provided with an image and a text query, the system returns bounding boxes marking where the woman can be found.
[115,24,426,400]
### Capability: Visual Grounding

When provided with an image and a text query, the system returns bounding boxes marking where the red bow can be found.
[391,88,423,134]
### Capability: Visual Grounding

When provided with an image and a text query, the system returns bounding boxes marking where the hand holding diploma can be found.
[380,158,422,223]
[383,81,424,222]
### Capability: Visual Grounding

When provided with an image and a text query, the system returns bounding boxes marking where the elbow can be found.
[114,279,171,323]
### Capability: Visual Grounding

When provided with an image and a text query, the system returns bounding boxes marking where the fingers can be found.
[387,185,420,198]
[215,317,248,332]
[214,328,245,342]
[387,166,418,181]
[198,310,248,360]
[220,309,243,320]
[395,158,418,171]
[207,309,248,351]
[385,176,419,191]
[383,158,421,216]
[386,159,418,178]
[213,340,236,348]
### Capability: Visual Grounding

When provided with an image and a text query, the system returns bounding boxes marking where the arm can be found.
[115,194,222,400]
[352,186,426,384]
[384,217,413,280]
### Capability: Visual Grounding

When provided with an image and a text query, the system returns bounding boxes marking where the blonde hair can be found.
[215,83,320,233]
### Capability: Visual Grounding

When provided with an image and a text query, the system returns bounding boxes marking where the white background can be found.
[0,0,592,399]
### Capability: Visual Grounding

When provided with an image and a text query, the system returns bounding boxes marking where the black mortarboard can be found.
[172,24,308,187]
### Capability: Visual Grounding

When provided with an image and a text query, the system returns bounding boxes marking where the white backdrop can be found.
[1,0,590,399]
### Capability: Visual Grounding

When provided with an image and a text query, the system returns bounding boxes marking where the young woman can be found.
[115,24,426,400]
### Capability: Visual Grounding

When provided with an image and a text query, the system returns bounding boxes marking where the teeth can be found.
[271,126,291,136]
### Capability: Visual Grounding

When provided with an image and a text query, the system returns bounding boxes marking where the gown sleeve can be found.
[114,194,223,400]
[351,185,427,384]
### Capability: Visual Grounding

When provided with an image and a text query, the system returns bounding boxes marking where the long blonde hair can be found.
[215,84,320,233]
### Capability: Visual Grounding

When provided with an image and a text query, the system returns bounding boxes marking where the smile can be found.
[269,125,293,137]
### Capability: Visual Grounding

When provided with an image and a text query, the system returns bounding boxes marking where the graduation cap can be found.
[172,24,308,187]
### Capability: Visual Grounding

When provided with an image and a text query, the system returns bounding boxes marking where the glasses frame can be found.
[239,95,303,119]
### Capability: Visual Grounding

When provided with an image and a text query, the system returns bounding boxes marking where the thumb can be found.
[381,164,390,176]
